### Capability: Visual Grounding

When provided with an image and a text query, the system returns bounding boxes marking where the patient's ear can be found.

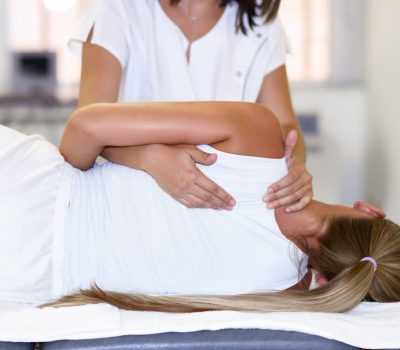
[315,273,328,286]
[353,201,386,218]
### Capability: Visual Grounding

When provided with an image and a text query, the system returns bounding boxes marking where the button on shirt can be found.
[69,0,290,102]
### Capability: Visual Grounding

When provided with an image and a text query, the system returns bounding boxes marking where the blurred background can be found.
[0,0,399,220]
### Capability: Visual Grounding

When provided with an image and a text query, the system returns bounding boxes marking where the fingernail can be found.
[229,199,235,206]
[285,208,291,213]
[262,196,267,202]
[226,206,233,211]
[268,188,274,194]
[267,204,274,209]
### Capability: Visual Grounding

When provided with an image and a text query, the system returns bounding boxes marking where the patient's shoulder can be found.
[211,104,285,159]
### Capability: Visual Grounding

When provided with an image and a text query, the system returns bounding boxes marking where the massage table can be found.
[1,301,400,350]
[0,330,363,350]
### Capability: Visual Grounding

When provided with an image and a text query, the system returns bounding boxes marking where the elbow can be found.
[67,105,98,135]
[68,103,108,133]
[60,109,91,154]
[59,105,102,170]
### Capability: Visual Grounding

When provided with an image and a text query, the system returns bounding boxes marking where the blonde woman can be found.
[0,102,398,313]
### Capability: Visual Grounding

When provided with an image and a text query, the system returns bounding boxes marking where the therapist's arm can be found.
[257,65,313,212]
[77,37,234,210]
[77,29,122,107]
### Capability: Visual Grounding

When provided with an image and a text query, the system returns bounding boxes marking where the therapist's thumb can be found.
[189,148,217,166]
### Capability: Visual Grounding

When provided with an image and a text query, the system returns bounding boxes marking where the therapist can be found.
[69,0,313,212]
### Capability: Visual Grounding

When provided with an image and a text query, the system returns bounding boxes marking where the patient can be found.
[0,101,399,314]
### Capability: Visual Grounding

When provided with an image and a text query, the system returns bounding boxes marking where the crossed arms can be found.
[60,101,283,171]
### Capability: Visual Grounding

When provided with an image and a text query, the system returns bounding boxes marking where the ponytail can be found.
[41,263,374,313]
[42,218,400,313]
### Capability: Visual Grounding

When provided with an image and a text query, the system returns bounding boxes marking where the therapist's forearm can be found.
[101,145,155,170]
[292,131,306,164]
[78,39,166,170]
[257,65,307,164]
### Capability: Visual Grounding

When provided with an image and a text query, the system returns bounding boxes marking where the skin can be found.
[61,101,377,235]
[60,102,283,170]
[256,66,311,212]
[159,0,226,62]
[276,199,384,288]
[275,201,378,253]
[77,0,312,212]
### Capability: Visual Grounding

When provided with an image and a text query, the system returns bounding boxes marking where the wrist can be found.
[138,144,163,173]
[290,155,305,165]
[101,144,160,171]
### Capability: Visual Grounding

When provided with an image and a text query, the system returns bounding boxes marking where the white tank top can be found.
[63,145,308,296]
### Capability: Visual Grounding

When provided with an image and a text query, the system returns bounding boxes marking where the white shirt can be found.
[0,126,307,301]
[0,126,69,304]
[63,145,308,295]
[69,0,290,102]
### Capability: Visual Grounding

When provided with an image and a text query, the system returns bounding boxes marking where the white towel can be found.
[0,301,399,348]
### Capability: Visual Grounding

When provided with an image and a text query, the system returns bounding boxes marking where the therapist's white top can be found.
[69,0,290,102]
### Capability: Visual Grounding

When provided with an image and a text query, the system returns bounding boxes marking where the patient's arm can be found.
[60,101,283,170]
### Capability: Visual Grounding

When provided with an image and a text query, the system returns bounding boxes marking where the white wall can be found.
[0,0,9,94]
[290,0,400,222]
[366,0,400,221]
[291,87,367,206]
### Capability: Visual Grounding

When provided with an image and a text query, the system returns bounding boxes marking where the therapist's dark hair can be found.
[170,0,281,34]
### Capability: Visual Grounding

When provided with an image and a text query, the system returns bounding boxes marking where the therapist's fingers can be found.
[267,160,313,194]
[151,145,234,210]
[176,197,193,208]
[265,182,313,209]
[267,168,303,195]
[283,130,298,164]
[264,171,310,203]
[193,171,236,209]
[184,146,235,209]
[265,160,313,211]
[180,193,217,209]
[187,147,218,166]
[177,190,232,210]
[279,186,313,213]
[285,192,313,212]
[186,184,234,210]
[353,201,386,218]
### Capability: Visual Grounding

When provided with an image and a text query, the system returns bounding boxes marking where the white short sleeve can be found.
[261,17,292,78]
[68,0,130,69]
[243,17,292,101]
[0,125,26,149]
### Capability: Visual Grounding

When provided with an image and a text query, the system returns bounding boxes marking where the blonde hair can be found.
[42,218,400,313]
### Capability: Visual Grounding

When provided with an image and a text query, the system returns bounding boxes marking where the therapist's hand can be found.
[142,144,236,210]
[263,130,313,212]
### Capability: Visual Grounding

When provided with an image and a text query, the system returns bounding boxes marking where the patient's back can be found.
[63,145,308,297]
